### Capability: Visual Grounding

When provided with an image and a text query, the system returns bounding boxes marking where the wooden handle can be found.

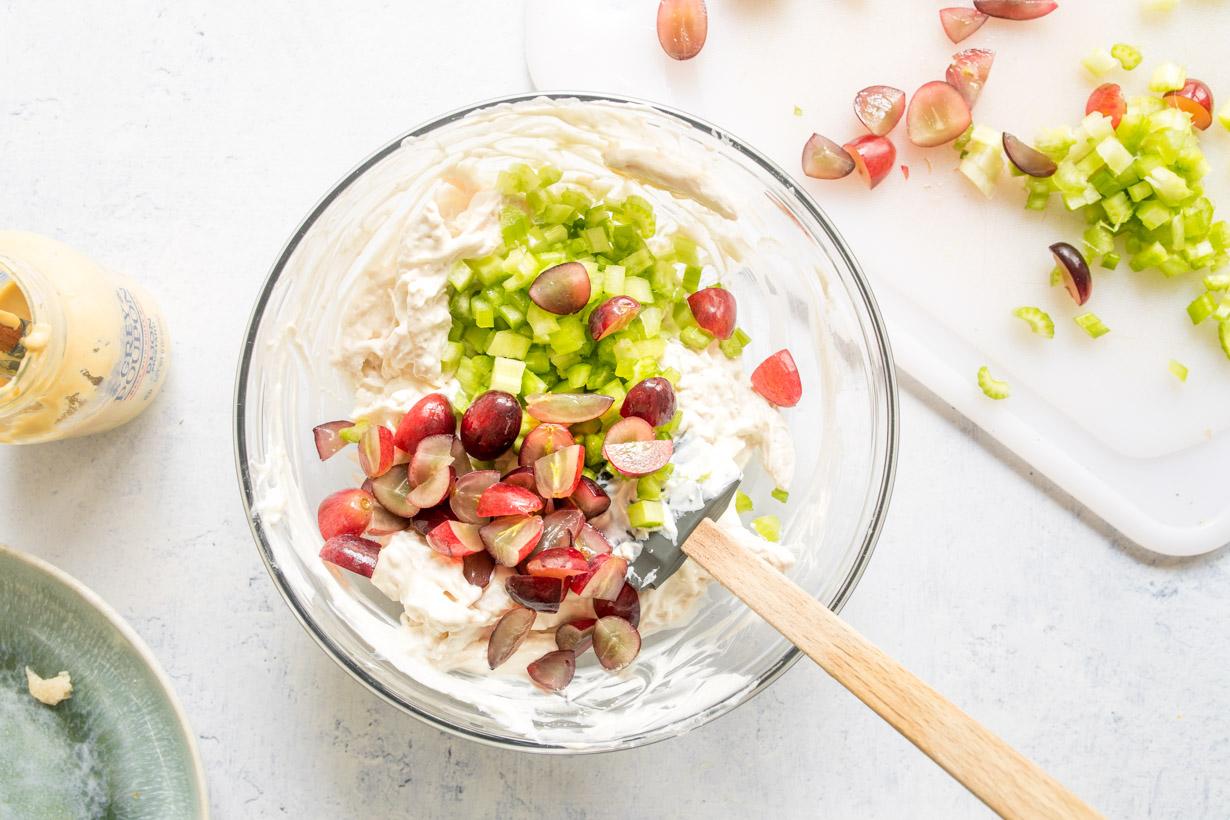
[684,519,1101,820]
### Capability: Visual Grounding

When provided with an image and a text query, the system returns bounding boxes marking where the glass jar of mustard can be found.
[0,231,170,444]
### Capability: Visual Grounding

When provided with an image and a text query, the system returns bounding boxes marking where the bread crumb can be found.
[26,666,73,706]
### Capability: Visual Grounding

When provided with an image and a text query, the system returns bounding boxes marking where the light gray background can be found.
[2,3,1227,817]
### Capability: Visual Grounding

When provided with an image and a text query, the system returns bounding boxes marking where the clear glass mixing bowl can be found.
[234,93,898,753]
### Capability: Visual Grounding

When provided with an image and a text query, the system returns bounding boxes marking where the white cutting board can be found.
[525,0,1230,556]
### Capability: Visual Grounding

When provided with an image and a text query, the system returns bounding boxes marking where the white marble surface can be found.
[1,2,1227,817]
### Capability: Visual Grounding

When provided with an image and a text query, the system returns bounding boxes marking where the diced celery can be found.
[1136,199,1171,231]
[1127,180,1153,202]
[1204,273,1230,291]
[624,276,654,304]
[735,490,753,514]
[1149,62,1186,93]
[636,475,664,501]
[1102,191,1133,227]
[1082,48,1119,77]
[679,326,712,351]
[771,487,789,504]
[1013,306,1055,338]
[584,226,611,253]
[470,296,495,329]
[1111,44,1142,70]
[1083,224,1115,256]
[1186,291,1217,324]
[1102,252,1121,270]
[441,341,464,373]
[448,260,475,291]
[565,363,592,389]
[1074,312,1111,338]
[751,515,781,542]
[548,318,587,355]
[1168,359,1188,382]
[1129,241,1169,271]
[681,265,703,293]
[1095,137,1134,176]
[487,330,532,360]
[497,303,525,329]
[977,366,1010,399]
[621,248,654,276]
[521,369,548,397]
[958,144,1004,197]
[603,264,626,296]
[628,500,665,529]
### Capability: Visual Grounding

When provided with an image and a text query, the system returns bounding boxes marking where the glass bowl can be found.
[234,93,898,753]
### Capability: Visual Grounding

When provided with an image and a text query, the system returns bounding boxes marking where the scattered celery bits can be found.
[735,490,754,514]
[977,366,1010,400]
[751,515,781,542]
[1082,49,1119,78]
[1074,312,1111,338]
[1012,306,1055,338]
[1168,359,1189,382]
[1111,44,1142,71]
[771,487,789,504]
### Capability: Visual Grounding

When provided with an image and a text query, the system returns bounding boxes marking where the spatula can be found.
[630,481,1101,820]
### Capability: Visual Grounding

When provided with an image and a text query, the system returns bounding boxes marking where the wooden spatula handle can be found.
[684,519,1101,820]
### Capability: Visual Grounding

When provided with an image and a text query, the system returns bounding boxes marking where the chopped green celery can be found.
[1035,127,1075,159]
[1090,169,1123,198]
[1149,62,1186,93]
[1013,306,1055,338]
[718,336,745,359]
[1063,185,1102,211]
[1082,48,1119,77]
[771,487,789,504]
[521,369,549,397]
[735,491,753,514]
[621,195,656,237]
[603,264,626,296]
[638,306,663,338]
[1129,241,1169,271]
[447,322,465,344]
[449,291,472,323]
[1095,137,1134,176]
[471,296,494,331]
[660,369,682,389]
[952,124,975,155]
[1074,312,1111,338]
[1102,191,1133,226]
[1171,215,1187,251]
[621,248,655,276]
[1102,252,1121,270]
[1111,43,1142,70]
[1127,180,1153,202]
[548,318,587,356]
[958,143,1004,197]
[1187,291,1217,324]
[448,261,475,291]
[1026,191,1051,211]
[1168,359,1189,382]
[1050,265,1063,286]
[441,341,464,373]
[977,366,1010,400]
[497,304,525,329]
[565,363,592,389]
[540,203,574,225]
[487,330,531,360]
[1204,273,1230,291]
[751,515,781,542]
[636,475,664,501]
[339,421,368,444]
[624,276,654,304]
[1159,255,1191,277]
[1135,199,1172,231]
[585,365,613,392]
[525,302,560,340]
[500,207,529,245]
[681,265,703,293]
[549,350,582,374]
[584,226,612,254]
[463,324,492,354]
[1083,224,1115,256]
[1186,241,1216,267]
[628,500,665,530]
[679,326,712,351]
[670,235,700,266]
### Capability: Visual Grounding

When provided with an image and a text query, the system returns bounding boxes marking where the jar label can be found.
[109,287,166,403]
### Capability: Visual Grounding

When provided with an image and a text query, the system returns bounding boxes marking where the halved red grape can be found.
[556,618,597,654]
[973,0,1057,20]
[939,7,988,43]
[502,465,538,492]
[450,437,474,477]
[358,425,395,478]
[540,508,585,551]
[906,81,972,147]
[570,478,612,519]
[621,378,676,427]
[801,134,855,180]
[593,582,641,628]
[370,465,420,518]
[534,444,586,498]
[426,520,485,558]
[408,466,454,509]
[593,616,641,671]
[1165,79,1215,130]
[410,502,455,535]
[526,547,589,581]
[460,391,522,461]
[578,555,628,601]
[313,420,354,461]
[487,606,535,669]
[604,440,674,477]
[574,523,613,559]
[1050,242,1092,306]
[366,503,410,536]
[463,550,496,588]
[687,287,737,340]
[450,469,501,524]
[656,0,707,61]
[1002,133,1057,177]
[528,650,576,692]
[843,135,897,189]
[751,349,803,407]
[477,482,544,517]
[1086,83,1126,130]
[524,393,614,425]
[946,49,994,109]
[505,574,566,612]
[409,434,455,484]
[588,296,641,341]
[481,515,545,566]
[318,488,375,540]
[529,261,591,315]
[604,416,654,449]
[518,423,575,467]
[393,393,455,455]
[320,534,383,578]
[854,85,907,137]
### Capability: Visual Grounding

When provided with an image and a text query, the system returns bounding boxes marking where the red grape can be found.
[460,391,522,461]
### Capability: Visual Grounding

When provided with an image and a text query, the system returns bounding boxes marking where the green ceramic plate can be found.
[0,545,208,818]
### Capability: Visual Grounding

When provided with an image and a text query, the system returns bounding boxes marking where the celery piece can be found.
[1204,273,1230,291]
[448,261,475,291]
[441,341,464,374]
[958,144,1003,197]
[1026,191,1050,211]
[1168,359,1188,382]
[579,434,603,466]
[636,475,664,501]
[679,326,712,351]
[1111,44,1142,71]
[624,276,654,304]
[1095,137,1134,176]
[548,318,587,356]
[339,420,368,444]
[487,330,531,360]
[603,264,626,296]
[771,487,789,504]
[1102,252,1121,270]
[1145,167,1192,206]
[565,363,592,389]
[1127,180,1153,202]
[751,515,781,542]
[735,491,753,514]
[521,369,548,398]
[1149,62,1186,93]
[471,297,495,330]
[1083,224,1115,257]
[497,304,525,330]
[584,226,612,254]
[638,306,663,338]
[793,105,803,117]
[1130,241,1169,271]
[1159,255,1191,277]
[1135,199,1171,231]
[681,265,703,293]
[628,500,665,530]
[1074,312,1111,338]
[977,366,1010,400]
[1082,49,1119,77]
[660,368,682,387]
[1012,307,1055,338]
[1186,291,1217,324]
[1102,191,1133,227]
[525,302,560,340]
